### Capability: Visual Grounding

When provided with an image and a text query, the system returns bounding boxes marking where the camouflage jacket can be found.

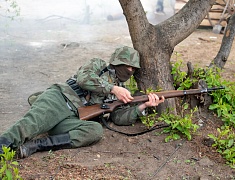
[55,58,143,125]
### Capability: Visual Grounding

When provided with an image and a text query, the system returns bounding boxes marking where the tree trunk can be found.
[119,0,215,114]
[209,13,235,69]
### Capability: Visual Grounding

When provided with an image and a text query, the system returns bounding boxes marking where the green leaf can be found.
[209,104,219,110]
[183,103,189,110]
[164,120,172,124]
[185,159,191,163]
[172,133,180,140]
[11,161,19,165]
[172,121,179,129]
[228,139,234,148]
[6,169,13,179]
[0,164,7,173]
[165,136,171,142]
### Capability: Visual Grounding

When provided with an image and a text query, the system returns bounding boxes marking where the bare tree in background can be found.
[210,13,235,69]
[0,0,20,19]
[119,0,234,114]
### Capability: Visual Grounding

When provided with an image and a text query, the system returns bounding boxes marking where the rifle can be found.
[78,86,225,120]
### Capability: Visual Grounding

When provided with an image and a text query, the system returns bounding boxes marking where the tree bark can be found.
[209,13,235,69]
[119,0,215,114]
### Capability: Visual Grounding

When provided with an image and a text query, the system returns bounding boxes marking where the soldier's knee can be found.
[89,122,103,141]
[70,121,103,147]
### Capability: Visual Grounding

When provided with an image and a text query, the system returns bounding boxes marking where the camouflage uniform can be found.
[0,46,143,157]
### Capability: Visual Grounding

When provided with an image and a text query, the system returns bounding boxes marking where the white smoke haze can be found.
[0,0,176,46]
[15,0,174,21]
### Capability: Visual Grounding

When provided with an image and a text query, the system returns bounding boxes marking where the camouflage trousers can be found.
[0,88,103,149]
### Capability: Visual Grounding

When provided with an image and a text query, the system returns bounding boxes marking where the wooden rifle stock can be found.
[78,86,224,120]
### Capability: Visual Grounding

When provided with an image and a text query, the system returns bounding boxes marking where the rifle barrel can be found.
[78,87,224,120]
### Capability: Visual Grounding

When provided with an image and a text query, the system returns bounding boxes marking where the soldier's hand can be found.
[144,93,164,107]
[111,86,134,103]
[138,93,165,112]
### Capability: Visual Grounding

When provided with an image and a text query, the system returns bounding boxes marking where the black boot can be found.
[0,137,12,154]
[19,133,72,158]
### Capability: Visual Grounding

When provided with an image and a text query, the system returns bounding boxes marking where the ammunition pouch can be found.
[66,78,90,105]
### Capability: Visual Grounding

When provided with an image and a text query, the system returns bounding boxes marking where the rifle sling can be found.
[100,117,169,136]
[98,66,108,76]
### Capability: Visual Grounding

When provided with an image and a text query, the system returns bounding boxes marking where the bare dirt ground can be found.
[1,4,235,180]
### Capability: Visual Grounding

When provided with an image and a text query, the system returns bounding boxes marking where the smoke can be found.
[3,0,175,23]
[13,0,122,22]
[0,0,176,46]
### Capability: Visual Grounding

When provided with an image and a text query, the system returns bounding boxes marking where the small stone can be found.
[198,157,214,166]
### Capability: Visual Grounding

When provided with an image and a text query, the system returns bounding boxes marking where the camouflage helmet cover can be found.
[109,46,140,68]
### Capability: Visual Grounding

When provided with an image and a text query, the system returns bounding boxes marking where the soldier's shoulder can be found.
[78,57,108,72]
[90,58,107,64]
[88,58,108,69]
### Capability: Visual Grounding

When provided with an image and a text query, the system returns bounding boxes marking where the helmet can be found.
[109,46,140,68]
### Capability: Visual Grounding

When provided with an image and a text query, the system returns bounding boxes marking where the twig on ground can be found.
[37,15,80,23]
[150,139,186,179]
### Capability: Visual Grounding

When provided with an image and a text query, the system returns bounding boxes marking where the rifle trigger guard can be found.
[101,104,110,109]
